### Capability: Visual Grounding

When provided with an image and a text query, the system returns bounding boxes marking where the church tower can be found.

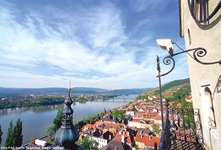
[54,83,82,149]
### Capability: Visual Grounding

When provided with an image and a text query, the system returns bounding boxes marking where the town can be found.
[22,95,170,150]
[79,98,164,149]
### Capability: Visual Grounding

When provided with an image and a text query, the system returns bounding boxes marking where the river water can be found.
[0,94,137,145]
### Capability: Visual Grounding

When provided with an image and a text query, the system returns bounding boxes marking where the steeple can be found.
[54,81,82,149]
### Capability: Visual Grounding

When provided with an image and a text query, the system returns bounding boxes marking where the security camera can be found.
[156,38,174,56]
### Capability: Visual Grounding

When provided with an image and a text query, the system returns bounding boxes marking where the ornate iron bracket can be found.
[172,47,221,65]
[157,47,221,77]
[157,55,175,77]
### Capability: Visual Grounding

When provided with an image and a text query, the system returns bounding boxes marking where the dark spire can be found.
[54,82,81,149]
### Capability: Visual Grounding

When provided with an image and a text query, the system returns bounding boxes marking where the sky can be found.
[0,0,189,89]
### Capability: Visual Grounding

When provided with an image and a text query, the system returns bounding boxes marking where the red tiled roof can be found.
[96,126,103,131]
[113,130,132,144]
[185,96,192,102]
[155,115,162,120]
[135,112,146,115]
[135,134,160,148]
[130,119,153,124]
[84,124,93,128]
[131,119,141,122]
[145,112,158,115]
[108,128,117,135]
[149,120,154,124]
[186,96,192,100]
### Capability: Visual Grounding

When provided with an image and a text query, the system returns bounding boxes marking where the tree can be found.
[152,123,161,136]
[75,120,85,129]
[0,125,3,145]
[46,124,55,139]
[5,119,23,148]
[133,144,139,150]
[132,104,135,110]
[13,119,23,147]
[5,121,14,148]
[53,108,62,131]
[46,108,63,135]
[80,136,98,150]
[112,109,126,120]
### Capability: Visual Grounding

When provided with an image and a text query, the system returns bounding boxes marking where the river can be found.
[0,94,137,146]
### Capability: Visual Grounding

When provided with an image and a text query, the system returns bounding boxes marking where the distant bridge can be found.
[92,98,135,102]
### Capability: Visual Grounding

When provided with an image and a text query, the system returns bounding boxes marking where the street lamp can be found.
[156,38,221,69]
[156,38,221,131]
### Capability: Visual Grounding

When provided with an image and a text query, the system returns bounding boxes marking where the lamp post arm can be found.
[172,47,221,65]
[157,47,221,78]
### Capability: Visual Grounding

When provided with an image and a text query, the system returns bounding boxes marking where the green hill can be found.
[137,78,191,102]
[161,78,190,92]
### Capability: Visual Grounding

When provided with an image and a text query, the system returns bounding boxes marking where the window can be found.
[189,0,209,24]
[204,87,216,127]
[188,29,191,45]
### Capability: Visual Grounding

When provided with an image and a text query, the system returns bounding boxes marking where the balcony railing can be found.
[157,106,205,150]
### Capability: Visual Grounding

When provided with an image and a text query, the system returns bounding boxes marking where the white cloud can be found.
[0,0,188,89]
[137,18,151,28]
[128,0,163,12]
[81,3,127,49]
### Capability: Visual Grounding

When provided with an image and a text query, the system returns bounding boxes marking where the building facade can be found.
[179,0,221,149]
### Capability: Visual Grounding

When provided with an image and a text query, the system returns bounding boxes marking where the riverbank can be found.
[0,94,137,146]
[22,103,125,147]
[0,94,119,109]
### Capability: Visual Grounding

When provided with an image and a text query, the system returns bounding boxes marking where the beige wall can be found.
[180,0,221,149]
[128,121,152,129]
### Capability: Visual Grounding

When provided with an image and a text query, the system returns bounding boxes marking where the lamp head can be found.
[156,38,174,56]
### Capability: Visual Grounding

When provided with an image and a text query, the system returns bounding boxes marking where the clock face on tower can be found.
[188,0,221,24]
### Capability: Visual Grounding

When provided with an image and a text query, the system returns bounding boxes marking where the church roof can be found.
[54,87,80,149]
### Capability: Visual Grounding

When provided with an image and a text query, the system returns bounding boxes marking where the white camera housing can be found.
[156,38,174,55]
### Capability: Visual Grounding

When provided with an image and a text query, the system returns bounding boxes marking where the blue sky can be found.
[0,0,189,89]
